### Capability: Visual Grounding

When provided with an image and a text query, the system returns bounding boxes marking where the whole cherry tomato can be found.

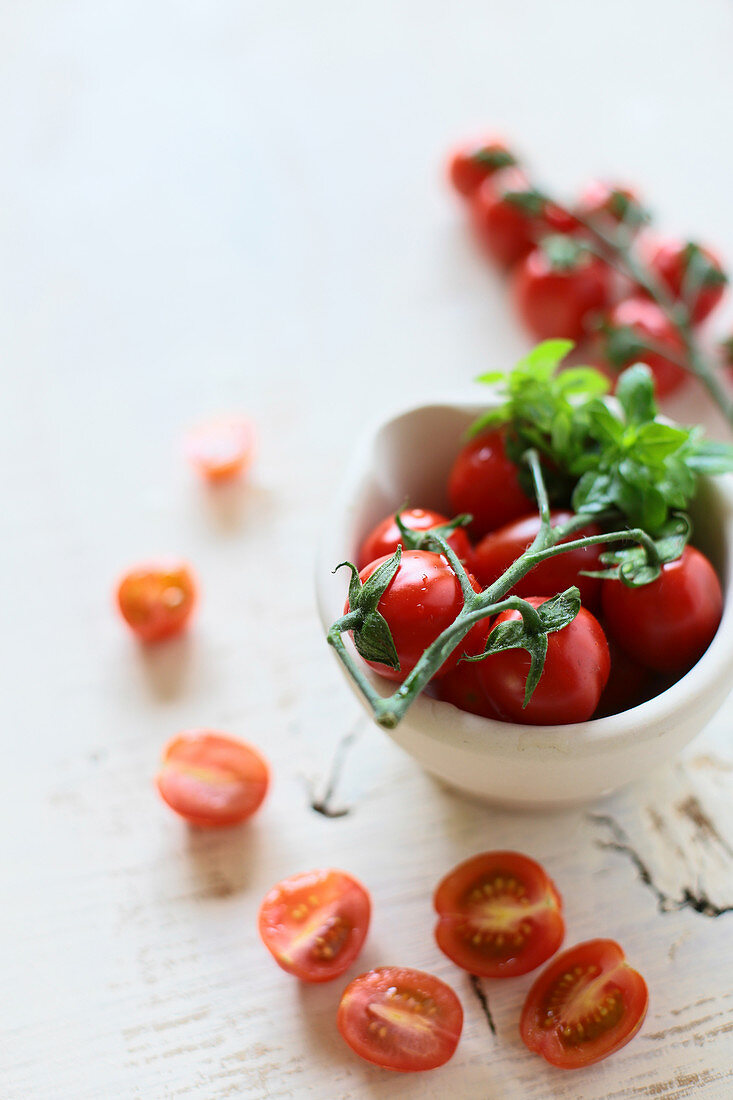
[434,851,564,978]
[575,181,645,233]
[258,869,370,983]
[470,168,576,267]
[156,730,269,827]
[116,559,198,642]
[184,415,255,482]
[357,507,473,572]
[604,297,688,397]
[512,241,612,342]
[593,633,653,718]
[350,551,483,682]
[435,619,496,718]
[601,545,722,674]
[476,598,610,724]
[447,137,515,198]
[520,939,648,1069]
[448,428,533,539]
[645,237,727,325]
[472,510,603,611]
[337,967,463,1072]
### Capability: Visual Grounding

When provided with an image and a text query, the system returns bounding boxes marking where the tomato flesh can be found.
[357,507,473,572]
[156,730,269,827]
[185,415,255,482]
[520,939,648,1068]
[259,869,370,983]
[434,851,564,978]
[448,428,533,539]
[116,560,198,642]
[337,966,463,1072]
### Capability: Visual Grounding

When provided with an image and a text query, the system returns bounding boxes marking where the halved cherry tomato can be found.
[645,237,726,325]
[448,428,533,539]
[337,966,463,1072]
[603,297,688,397]
[448,137,515,197]
[470,168,576,267]
[575,181,644,233]
[357,508,473,572]
[476,598,610,725]
[350,550,484,682]
[184,415,255,482]
[520,939,648,1068]
[434,851,564,978]
[156,730,269,827]
[512,241,612,341]
[472,510,603,610]
[258,869,370,983]
[116,560,198,642]
[601,545,722,674]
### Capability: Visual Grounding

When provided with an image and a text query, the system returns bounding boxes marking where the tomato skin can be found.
[645,237,726,325]
[477,598,611,725]
[184,415,255,482]
[601,546,722,674]
[448,138,514,198]
[337,966,463,1072]
[357,508,473,572]
[156,730,269,827]
[448,428,533,539]
[258,869,371,983]
[593,633,653,718]
[520,939,648,1069]
[472,511,603,611]
[434,851,564,978]
[606,297,687,397]
[351,551,482,682]
[116,560,198,642]
[575,181,643,232]
[513,246,612,341]
[435,619,497,718]
[470,169,575,267]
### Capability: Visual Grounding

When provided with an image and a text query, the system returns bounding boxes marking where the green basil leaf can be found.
[615,364,657,425]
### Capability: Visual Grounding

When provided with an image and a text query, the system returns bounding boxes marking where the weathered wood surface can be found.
[3,2,733,1097]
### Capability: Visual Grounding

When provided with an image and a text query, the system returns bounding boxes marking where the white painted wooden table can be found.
[3,2,733,1097]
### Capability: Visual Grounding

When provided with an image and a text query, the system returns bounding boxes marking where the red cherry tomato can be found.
[593,634,653,718]
[116,560,198,642]
[513,243,612,341]
[601,545,722,674]
[184,415,255,482]
[476,598,610,725]
[156,730,269,827]
[472,510,603,611]
[351,551,482,682]
[520,939,648,1068]
[447,137,515,198]
[575,181,644,232]
[357,508,473,572]
[436,623,499,720]
[258,869,371,983]
[605,297,688,397]
[470,168,575,267]
[448,428,533,539]
[645,237,726,325]
[434,851,564,978]
[337,966,463,1072]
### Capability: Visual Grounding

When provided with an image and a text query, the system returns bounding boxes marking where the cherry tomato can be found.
[184,415,255,482]
[351,551,483,682]
[601,546,722,674]
[512,243,612,341]
[435,619,497,718]
[116,560,198,642]
[357,508,473,572]
[470,168,576,267]
[476,598,610,725]
[593,634,653,718]
[575,181,644,233]
[258,869,370,983]
[447,137,515,198]
[434,851,564,978]
[337,966,463,1072]
[156,730,269,827]
[448,428,533,539]
[645,237,726,325]
[520,939,648,1068]
[472,510,603,611]
[604,297,688,397]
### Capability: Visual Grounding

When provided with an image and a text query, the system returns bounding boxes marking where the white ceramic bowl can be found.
[315,397,733,808]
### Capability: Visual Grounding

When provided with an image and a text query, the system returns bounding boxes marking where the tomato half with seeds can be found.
[434,851,564,978]
[520,939,648,1068]
[448,428,533,539]
[184,414,255,482]
[258,869,370,983]
[357,508,473,572]
[337,966,463,1072]
[116,559,198,642]
[156,730,269,827]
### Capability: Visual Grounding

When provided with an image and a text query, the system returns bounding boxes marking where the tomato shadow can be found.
[132,632,193,701]
[191,478,276,535]
[182,816,266,899]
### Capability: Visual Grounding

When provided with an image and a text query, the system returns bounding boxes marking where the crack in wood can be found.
[308,718,366,818]
[588,814,733,918]
[675,794,733,859]
[469,974,497,1037]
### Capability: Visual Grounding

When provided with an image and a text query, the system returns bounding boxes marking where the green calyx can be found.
[540,234,590,272]
[470,146,517,171]
[332,550,402,670]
